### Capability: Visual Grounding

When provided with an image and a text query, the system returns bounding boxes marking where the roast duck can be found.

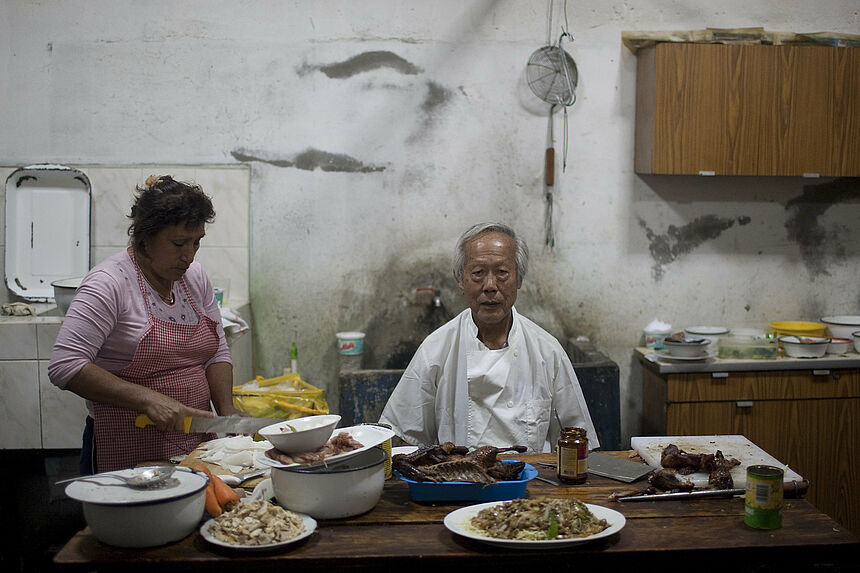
[393,442,527,485]
[610,444,741,500]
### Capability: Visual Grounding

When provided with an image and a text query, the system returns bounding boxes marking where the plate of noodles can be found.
[200,500,316,551]
[443,498,625,548]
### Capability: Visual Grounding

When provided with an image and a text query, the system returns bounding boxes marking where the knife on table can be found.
[616,488,745,502]
[134,414,283,434]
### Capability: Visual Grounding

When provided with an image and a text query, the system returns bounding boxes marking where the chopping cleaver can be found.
[587,452,654,483]
[134,413,282,434]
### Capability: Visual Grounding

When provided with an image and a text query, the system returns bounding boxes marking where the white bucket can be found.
[336,331,365,355]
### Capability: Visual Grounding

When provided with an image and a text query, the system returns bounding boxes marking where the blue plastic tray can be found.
[395,460,537,502]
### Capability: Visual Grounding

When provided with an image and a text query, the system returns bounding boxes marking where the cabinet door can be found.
[636,43,860,176]
[667,398,859,536]
[0,361,42,449]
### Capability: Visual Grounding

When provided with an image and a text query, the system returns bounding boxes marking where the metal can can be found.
[744,465,783,529]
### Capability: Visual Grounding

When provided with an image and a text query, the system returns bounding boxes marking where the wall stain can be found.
[231,148,385,173]
[297,50,422,78]
[785,178,860,277]
[638,214,751,280]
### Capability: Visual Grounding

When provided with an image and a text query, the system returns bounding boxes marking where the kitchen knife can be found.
[616,488,745,502]
[134,413,283,434]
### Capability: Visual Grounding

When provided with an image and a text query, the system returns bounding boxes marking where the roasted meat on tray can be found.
[392,443,527,485]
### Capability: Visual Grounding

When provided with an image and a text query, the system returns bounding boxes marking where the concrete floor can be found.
[0,451,86,573]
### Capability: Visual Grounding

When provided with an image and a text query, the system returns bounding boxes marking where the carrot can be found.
[204,480,222,517]
[209,472,241,509]
[193,464,240,512]
[194,464,223,517]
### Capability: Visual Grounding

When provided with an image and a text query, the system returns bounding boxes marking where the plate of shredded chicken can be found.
[200,499,316,551]
[444,498,624,548]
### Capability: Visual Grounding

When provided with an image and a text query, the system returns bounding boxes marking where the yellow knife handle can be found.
[134,414,193,433]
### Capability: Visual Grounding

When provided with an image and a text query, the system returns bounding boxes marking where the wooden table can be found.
[53,453,859,572]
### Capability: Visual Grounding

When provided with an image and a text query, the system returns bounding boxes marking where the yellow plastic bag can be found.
[232,373,329,420]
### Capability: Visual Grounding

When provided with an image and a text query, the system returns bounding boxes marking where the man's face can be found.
[458,231,521,332]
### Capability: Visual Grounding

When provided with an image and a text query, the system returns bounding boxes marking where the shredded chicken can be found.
[468,498,608,540]
[209,500,304,545]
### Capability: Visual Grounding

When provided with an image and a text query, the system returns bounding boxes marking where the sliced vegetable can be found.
[546,512,559,539]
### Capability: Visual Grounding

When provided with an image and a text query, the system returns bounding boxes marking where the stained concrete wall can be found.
[3,1,859,446]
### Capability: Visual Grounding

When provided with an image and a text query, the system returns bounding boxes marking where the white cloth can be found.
[220,307,249,344]
[379,307,599,453]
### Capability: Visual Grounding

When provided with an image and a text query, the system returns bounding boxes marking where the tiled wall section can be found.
[0,317,87,448]
[1,164,250,308]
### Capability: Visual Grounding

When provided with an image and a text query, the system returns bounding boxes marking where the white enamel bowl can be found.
[51,277,83,315]
[779,336,831,359]
[854,331,860,354]
[259,414,341,454]
[64,467,208,547]
[271,446,386,519]
[662,338,711,357]
[821,316,860,340]
[827,338,852,355]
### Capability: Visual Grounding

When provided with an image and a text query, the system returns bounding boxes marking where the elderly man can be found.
[379,222,598,452]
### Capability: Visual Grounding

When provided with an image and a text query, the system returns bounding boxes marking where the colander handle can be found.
[545,147,554,187]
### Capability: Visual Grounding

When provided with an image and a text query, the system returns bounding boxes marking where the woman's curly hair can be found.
[128,175,215,253]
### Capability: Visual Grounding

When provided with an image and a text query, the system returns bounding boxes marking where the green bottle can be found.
[290,342,298,375]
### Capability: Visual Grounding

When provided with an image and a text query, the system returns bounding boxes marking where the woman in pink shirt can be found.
[49,175,243,473]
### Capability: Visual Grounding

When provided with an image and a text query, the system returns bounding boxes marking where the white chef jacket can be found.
[379,307,599,453]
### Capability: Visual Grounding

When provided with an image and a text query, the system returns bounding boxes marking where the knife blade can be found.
[616,488,745,502]
[134,414,283,434]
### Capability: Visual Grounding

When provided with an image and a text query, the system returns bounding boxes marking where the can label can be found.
[744,465,783,529]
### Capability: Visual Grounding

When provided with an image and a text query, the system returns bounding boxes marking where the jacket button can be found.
[507,401,514,408]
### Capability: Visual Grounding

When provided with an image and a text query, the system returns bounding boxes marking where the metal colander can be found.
[526,42,578,107]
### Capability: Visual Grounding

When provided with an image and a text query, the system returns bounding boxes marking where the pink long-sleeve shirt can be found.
[48,249,231,389]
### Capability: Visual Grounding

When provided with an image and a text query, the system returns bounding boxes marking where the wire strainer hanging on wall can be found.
[527,31,578,248]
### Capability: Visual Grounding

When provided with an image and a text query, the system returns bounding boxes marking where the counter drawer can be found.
[666,369,860,402]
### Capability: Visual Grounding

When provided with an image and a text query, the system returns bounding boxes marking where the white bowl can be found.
[51,277,83,315]
[271,446,386,519]
[684,326,729,346]
[827,338,852,355]
[821,316,860,340]
[779,336,831,359]
[64,467,207,547]
[259,414,341,454]
[853,331,860,354]
[663,338,711,357]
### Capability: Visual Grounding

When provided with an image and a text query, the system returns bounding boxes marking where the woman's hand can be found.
[143,395,215,432]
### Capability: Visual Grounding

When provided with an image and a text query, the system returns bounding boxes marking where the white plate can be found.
[200,512,316,551]
[392,445,419,456]
[654,349,714,361]
[443,501,625,549]
[256,424,395,469]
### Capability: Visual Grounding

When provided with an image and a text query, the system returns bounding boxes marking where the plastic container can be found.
[337,331,365,355]
[395,461,537,502]
[769,321,827,338]
[718,336,778,360]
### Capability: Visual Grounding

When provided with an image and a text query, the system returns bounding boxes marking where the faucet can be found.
[414,286,441,307]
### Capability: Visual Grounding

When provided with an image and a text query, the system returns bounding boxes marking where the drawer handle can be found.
[736,401,754,408]
[711,372,729,379]
[812,370,830,376]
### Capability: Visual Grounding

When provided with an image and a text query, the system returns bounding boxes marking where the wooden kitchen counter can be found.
[53,453,858,572]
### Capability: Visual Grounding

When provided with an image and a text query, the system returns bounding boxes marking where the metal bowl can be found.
[51,277,83,315]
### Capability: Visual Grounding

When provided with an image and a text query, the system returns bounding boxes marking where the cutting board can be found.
[630,435,803,489]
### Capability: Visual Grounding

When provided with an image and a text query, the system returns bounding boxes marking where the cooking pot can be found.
[64,467,207,547]
[271,446,386,519]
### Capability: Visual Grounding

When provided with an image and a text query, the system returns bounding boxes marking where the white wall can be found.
[3,1,859,446]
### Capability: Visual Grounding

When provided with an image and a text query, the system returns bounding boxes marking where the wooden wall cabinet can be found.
[642,366,860,537]
[635,43,860,176]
